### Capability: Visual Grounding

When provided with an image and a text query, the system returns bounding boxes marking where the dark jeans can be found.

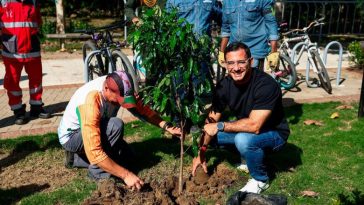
[172,61,213,127]
[252,58,265,71]
[217,130,286,182]
[62,117,130,180]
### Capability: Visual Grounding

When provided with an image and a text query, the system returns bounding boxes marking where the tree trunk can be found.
[55,0,65,50]
[178,122,185,195]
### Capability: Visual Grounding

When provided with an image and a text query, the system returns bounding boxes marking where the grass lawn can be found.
[0,101,364,204]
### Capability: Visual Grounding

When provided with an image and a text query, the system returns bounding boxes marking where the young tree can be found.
[129,8,213,194]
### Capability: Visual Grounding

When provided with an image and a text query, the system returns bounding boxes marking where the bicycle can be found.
[80,22,139,92]
[279,17,332,94]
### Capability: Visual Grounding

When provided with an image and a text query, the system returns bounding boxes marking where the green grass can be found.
[266,102,364,204]
[1,102,364,204]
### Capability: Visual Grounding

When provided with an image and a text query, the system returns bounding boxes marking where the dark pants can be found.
[62,117,130,180]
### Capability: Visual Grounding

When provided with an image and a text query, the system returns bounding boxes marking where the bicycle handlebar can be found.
[281,17,325,36]
[74,20,128,35]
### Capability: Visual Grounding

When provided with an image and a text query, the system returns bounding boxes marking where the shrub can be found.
[348,41,364,69]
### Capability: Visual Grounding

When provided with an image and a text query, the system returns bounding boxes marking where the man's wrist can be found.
[162,121,172,131]
[217,122,225,132]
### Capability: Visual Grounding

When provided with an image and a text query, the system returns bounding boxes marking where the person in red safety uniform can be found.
[0,0,51,125]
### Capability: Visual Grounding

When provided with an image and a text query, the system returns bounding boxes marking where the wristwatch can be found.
[217,122,225,132]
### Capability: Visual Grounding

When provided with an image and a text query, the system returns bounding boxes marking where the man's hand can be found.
[218,51,226,68]
[266,51,280,69]
[123,171,144,191]
[165,126,182,137]
[131,17,143,27]
[203,123,218,137]
[192,154,208,176]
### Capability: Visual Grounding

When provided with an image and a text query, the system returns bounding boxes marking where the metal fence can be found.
[122,1,363,38]
[275,0,364,36]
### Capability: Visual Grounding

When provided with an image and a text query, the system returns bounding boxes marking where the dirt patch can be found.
[0,149,80,193]
[82,164,247,204]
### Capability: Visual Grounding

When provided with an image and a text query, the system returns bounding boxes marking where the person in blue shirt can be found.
[165,0,222,131]
[166,0,221,38]
[219,0,279,70]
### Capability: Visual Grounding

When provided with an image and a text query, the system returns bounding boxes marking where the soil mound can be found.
[82,164,247,204]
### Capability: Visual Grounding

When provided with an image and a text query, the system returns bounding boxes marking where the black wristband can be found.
[162,122,172,131]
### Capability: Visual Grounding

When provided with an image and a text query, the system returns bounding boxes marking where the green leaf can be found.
[160,95,168,113]
[128,8,213,126]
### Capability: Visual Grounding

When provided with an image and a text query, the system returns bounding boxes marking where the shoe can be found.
[64,150,74,169]
[13,104,28,125]
[226,191,248,205]
[239,178,269,194]
[30,104,51,119]
[236,163,249,173]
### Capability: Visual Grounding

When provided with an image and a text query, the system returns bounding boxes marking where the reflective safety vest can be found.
[0,0,41,60]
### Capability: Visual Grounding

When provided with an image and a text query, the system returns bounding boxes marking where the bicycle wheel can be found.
[83,40,104,82]
[272,54,297,90]
[311,50,332,94]
[210,48,226,84]
[111,50,139,93]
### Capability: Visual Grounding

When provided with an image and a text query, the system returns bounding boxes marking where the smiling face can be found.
[225,48,253,85]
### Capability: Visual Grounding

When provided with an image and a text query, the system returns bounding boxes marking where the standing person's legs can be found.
[252,58,265,71]
[24,58,43,106]
[3,59,24,110]
[3,59,28,124]
[24,58,51,118]
[233,131,286,182]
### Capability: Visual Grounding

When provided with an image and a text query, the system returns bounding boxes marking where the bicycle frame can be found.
[281,36,324,85]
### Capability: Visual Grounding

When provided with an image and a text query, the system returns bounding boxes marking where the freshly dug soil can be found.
[82,164,247,205]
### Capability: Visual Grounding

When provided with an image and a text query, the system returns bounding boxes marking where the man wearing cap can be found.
[58,71,181,190]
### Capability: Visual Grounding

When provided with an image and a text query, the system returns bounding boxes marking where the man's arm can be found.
[262,0,279,50]
[132,98,181,136]
[125,0,139,23]
[192,110,221,176]
[97,157,144,190]
[78,92,144,189]
[223,109,272,134]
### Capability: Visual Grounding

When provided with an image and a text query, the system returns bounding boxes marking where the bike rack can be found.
[323,41,343,87]
[290,41,344,88]
[290,42,319,87]
[84,50,101,82]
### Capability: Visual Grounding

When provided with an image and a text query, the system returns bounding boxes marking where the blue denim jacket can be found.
[166,0,221,38]
[221,0,278,59]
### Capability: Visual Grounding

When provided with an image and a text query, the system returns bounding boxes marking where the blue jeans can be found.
[217,131,286,182]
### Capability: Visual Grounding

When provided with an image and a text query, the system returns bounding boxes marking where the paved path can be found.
[0,49,362,139]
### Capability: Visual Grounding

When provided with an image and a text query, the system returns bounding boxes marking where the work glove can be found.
[218,51,225,68]
[266,51,280,70]
[136,19,144,27]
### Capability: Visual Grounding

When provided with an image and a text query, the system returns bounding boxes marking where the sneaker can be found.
[64,150,74,169]
[236,163,249,173]
[239,178,269,194]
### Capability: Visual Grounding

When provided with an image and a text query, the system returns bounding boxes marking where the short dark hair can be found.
[224,42,251,59]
